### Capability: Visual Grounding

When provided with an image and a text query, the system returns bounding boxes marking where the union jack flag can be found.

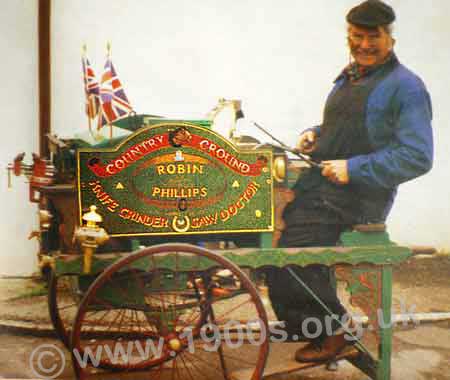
[82,56,100,119]
[97,58,133,129]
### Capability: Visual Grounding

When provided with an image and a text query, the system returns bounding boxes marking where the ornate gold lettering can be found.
[156,163,204,175]
[150,186,208,199]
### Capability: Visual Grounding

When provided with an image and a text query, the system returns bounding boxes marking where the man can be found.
[266,0,433,363]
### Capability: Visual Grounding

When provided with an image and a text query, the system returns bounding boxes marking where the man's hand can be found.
[296,130,317,154]
[321,160,349,185]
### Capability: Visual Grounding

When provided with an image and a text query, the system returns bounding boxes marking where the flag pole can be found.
[107,41,113,140]
[82,43,92,135]
[88,115,93,136]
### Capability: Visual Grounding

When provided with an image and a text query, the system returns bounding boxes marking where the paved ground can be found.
[0,254,449,379]
[0,323,449,380]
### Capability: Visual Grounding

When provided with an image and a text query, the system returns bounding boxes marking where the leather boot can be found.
[294,333,354,363]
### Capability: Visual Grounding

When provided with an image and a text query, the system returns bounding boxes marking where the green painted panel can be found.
[55,244,411,276]
[220,246,411,268]
[112,115,210,133]
[55,254,123,275]
[341,231,393,246]
[77,121,274,237]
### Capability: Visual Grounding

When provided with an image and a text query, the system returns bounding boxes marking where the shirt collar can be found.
[334,52,398,83]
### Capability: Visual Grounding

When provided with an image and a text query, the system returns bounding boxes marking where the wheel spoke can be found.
[210,295,254,324]
[182,350,226,379]
[177,351,196,380]
[58,302,78,311]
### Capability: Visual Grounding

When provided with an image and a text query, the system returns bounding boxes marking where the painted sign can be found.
[77,122,274,236]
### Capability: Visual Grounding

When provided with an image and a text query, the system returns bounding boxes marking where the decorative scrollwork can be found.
[335,264,382,342]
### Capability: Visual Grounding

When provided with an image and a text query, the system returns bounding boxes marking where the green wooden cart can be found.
[11,116,411,380]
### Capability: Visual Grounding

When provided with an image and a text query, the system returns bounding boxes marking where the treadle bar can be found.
[285,267,373,357]
[347,348,378,380]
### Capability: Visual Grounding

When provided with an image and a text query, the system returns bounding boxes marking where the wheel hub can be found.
[168,337,182,352]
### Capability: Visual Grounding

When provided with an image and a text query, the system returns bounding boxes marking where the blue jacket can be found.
[313,58,433,219]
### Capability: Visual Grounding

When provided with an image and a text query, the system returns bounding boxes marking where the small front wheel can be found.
[48,271,84,348]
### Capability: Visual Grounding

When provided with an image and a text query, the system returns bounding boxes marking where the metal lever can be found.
[252,122,323,168]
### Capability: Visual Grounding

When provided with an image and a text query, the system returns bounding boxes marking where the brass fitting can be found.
[38,254,55,271]
[38,209,53,231]
[272,156,286,183]
[74,205,109,274]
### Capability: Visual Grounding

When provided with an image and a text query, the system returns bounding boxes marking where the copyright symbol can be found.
[29,344,66,379]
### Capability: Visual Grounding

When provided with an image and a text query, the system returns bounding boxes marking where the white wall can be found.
[0,0,39,276]
[2,0,450,274]
[51,0,450,248]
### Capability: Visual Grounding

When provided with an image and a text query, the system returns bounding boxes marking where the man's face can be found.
[347,24,393,67]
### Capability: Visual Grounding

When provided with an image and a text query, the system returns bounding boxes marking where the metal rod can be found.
[38,0,51,158]
[286,267,373,357]
[7,167,12,188]
[252,122,322,168]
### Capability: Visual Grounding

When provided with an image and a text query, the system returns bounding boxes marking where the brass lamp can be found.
[74,205,109,274]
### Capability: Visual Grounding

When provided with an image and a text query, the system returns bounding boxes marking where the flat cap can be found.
[346,0,395,27]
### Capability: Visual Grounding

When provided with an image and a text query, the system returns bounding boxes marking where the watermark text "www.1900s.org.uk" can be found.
[29,300,419,379]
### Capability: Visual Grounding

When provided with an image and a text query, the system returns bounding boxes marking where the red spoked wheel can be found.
[71,243,269,379]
